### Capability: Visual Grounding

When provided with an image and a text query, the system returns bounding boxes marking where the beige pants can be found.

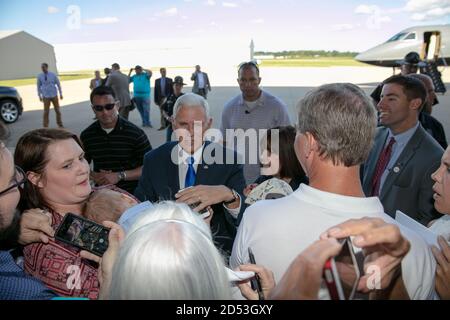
[43,97,63,127]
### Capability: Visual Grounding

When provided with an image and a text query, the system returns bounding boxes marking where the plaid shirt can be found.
[0,250,56,300]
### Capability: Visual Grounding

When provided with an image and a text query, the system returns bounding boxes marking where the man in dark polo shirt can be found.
[81,86,152,194]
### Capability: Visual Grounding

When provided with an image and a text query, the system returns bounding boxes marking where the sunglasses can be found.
[0,166,27,197]
[92,103,116,112]
[238,61,260,73]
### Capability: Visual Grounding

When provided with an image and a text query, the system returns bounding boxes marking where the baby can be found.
[84,189,138,224]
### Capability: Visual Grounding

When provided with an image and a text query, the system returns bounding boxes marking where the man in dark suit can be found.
[363,75,444,225]
[191,65,211,99]
[135,93,246,257]
[408,73,447,149]
[154,68,174,130]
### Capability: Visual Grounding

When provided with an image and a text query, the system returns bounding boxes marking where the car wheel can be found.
[0,99,19,123]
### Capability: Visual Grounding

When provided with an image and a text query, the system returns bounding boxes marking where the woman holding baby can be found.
[14,128,132,299]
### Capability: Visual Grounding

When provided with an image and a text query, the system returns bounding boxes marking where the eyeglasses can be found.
[0,166,27,197]
[92,103,116,112]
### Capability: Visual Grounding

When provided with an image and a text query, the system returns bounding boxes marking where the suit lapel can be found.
[166,143,180,198]
[195,141,213,185]
[363,129,389,193]
[379,126,424,200]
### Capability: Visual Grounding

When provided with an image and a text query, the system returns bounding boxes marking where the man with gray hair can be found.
[135,93,246,257]
[231,83,437,299]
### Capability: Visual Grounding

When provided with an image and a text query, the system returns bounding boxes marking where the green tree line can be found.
[254,50,358,58]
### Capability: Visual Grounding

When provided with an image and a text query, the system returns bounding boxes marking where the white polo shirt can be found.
[230,184,437,300]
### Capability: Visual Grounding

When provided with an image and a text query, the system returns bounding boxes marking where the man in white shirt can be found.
[135,93,246,257]
[230,83,437,299]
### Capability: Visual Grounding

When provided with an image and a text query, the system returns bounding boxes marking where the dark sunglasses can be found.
[92,103,116,112]
[0,166,27,197]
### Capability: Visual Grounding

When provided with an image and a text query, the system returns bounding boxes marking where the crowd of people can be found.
[1,53,449,300]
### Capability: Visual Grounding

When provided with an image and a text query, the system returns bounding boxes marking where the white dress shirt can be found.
[197,72,205,89]
[177,144,241,218]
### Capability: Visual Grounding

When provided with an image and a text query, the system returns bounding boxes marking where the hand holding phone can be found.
[248,247,265,300]
[322,237,361,300]
[55,213,110,256]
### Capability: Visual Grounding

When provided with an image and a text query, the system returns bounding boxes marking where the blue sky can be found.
[1,0,450,51]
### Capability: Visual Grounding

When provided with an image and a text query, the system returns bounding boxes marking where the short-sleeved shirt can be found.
[130,72,151,98]
[161,93,184,127]
[231,184,438,300]
[80,116,152,194]
[221,90,291,183]
[0,250,56,300]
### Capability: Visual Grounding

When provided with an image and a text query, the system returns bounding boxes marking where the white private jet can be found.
[355,25,450,67]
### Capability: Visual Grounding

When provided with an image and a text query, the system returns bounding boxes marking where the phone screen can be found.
[55,213,110,256]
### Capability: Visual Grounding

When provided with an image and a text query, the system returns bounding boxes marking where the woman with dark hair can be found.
[14,128,100,299]
[244,126,308,196]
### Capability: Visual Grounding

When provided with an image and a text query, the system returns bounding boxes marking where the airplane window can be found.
[387,32,407,42]
[404,33,416,40]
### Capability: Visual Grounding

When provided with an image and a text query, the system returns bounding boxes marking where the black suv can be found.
[0,86,23,123]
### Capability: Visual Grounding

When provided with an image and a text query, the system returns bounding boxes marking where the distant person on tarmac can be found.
[102,68,111,86]
[37,62,64,128]
[128,65,153,128]
[105,63,133,120]
[191,65,211,99]
[90,70,103,91]
[154,68,174,131]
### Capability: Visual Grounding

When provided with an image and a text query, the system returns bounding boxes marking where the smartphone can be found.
[323,237,361,300]
[55,213,110,256]
[178,187,211,219]
[188,202,211,219]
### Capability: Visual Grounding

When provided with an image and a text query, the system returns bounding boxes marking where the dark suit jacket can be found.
[191,72,211,97]
[154,77,173,105]
[419,112,448,149]
[134,141,246,256]
[362,125,444,225]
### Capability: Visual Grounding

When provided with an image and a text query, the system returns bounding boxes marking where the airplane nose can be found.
[354,52,367,62]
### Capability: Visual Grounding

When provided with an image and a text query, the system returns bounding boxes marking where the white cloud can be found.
[405,0,450,12]
[332,24,354,31]
[405,0,450,20]
[353,4,391,29]
[181,15,189,20]
[47,6,59,14]
[354,4,378,14]
[205,0,216,5]
[251,18,264,24]
[222,2,238,8]
[155,7,178,17]
[83,17,119,25]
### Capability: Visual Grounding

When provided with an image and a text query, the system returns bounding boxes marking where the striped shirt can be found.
[80,116,152,194]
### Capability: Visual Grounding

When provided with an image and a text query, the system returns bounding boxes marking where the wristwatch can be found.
[117,171,127,182]
[224,189,239,205]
